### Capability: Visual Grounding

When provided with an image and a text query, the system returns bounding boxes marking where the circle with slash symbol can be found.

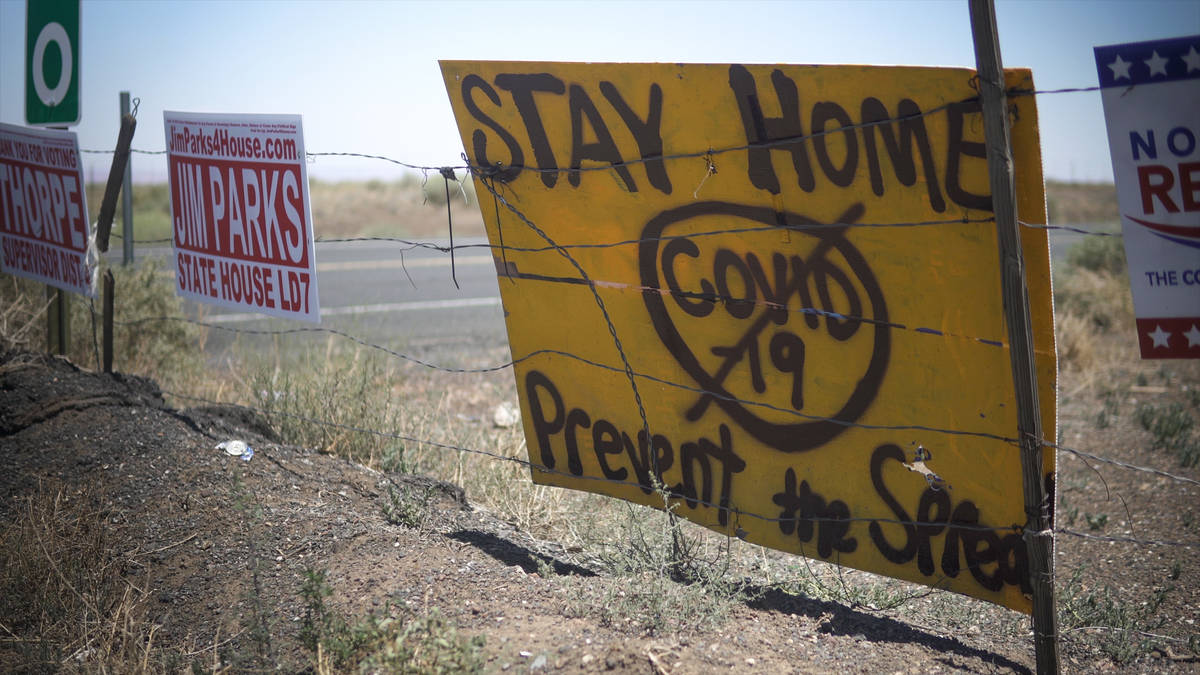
[638,201,891,453]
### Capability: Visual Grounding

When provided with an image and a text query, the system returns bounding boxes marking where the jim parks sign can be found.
[164,111,320,322]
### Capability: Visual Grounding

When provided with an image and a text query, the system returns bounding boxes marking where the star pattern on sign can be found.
[1186,324,1200,348]
[1185,46,1200,73]
[1148,325,1172,348]
[1145,50,1169,77]
[1108,54,1133,80]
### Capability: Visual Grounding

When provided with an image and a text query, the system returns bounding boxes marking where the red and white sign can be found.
[0,123,94,296]
[1096,35,1200,359]
[164,111,319,322]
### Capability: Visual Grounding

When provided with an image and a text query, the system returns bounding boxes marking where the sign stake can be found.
[46,286,69,355]
[968,1,1059,672]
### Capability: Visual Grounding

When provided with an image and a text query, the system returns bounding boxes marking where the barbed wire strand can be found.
[1049,443,1200,488]
[72,80,1200,547]
[108,216,1122,250]
[154,387,1199,552]
[79,85,1102,176]
[115,214,1002,250]
[1060,626,1194,644]
[1054,529,1197,548]
[1017,222,1122,236]
[488,266,1015,351]
[107,311,1022,445]
[106,309,1200,492]
[156,388,1015,535]
[472,215,1002,252]
[473,170,658,467]
[162,184,1030,351]
[80,148,166,155]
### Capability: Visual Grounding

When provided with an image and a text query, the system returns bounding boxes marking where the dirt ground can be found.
[1,339,1197,673]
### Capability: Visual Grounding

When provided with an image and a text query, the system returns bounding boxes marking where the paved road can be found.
[140,238,508,367]
[127,224,1105,369]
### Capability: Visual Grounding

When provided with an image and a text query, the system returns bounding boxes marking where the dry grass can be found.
[308,175,483,240]
[1051,232,1140,397]
[243,336,412,470]
[0,259,208,393]
[0,484,171,672]
[1045,180,1119,225]
[1053,267,1136,391]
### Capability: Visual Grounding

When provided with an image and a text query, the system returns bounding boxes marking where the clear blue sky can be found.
[2,0,1197,183]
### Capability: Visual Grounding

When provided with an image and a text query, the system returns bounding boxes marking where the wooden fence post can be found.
[102,269,114,374]
[968,1,1060,673]
[120,92,135,265]
[95,112,137,253]
[46,286,69,355]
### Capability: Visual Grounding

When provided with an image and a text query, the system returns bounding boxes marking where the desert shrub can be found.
[1066,235,1126,275]
[1058,566,1177,663]
[1053,265,1133,335]
[299,568,485,673]
[247,339,411,469]
[382,483,433,528]
[1136,401,1200,467]
[561,501,746,635]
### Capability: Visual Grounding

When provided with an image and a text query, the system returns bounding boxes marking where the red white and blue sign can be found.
[164,111,320,323]
[1095,35,1200,359]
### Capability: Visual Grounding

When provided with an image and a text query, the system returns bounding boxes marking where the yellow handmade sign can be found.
[441,61,1056,613]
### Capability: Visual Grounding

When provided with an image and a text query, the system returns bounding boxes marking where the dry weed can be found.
[0,485,158,672]
[1053,264,1139,395]
[0,260,208,392]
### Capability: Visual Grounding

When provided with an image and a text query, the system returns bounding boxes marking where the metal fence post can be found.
[968,1,1060,673]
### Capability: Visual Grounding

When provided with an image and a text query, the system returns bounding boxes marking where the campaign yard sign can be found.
[441,61,1056,613]
[0,122,94,296]
[1095,35,1200,359]
[164,112,319,322]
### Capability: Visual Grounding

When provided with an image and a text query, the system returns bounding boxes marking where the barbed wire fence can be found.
[23,80,1200,661]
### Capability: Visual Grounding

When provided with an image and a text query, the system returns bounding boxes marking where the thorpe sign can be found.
[165,112,319,322]
[1095,35,1200,359]
[442,61,1056,612]
[0,123,93,296]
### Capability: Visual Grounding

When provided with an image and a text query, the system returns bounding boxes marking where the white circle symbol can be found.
[32,21,72,106]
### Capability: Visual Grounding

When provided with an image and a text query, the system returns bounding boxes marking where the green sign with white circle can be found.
[26,0,80,126]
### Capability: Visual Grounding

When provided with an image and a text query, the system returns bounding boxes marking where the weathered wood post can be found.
[120,92,135,265]
[968,1,1060,672]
